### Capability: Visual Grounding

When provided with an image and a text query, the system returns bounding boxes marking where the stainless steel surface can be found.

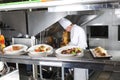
[62,67,64,80]
[28,11,67,36]
[39,65,43,79]
[32,64,38,80]
[84,9,120,50]
[16,63,18,69]
[39,62,62,67]
[66,10,102,26]
[1,50,120,71]
[0,0,119,11]
[74,69,88,80]
[12,38,36,47]
[1,9,120,50]
[1,11,27,35]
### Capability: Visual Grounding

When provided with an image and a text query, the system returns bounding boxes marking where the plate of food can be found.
[55,46,83,58]
[90,46,112,58]
[3,44,28,55]
[27,44,53,57]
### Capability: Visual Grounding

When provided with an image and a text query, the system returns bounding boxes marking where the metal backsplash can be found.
[84,9,120,50]
[28,10,67,36]
[1,7,120,50]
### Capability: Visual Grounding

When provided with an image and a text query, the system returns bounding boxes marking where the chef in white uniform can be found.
[59,18,88,80]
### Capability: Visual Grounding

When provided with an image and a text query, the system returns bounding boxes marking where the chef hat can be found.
[59,18,72,29]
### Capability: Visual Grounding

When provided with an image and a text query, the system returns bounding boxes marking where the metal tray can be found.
[89,49,112,59]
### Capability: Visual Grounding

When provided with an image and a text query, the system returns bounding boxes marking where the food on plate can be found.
[12,46,22,51]
[93,46,107,57]
[5,45,23,52]
[34,45,51,52]
[3,44,28,55]
[27,44,53,57]
[55,46,84,58]
[61,47,82,55]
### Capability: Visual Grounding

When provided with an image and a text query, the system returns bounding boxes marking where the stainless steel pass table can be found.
[0,50,120,72]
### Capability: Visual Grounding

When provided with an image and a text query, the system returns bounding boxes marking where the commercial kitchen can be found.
[0,0,120,80]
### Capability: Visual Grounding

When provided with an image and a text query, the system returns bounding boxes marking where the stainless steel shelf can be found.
[0,0,119,11]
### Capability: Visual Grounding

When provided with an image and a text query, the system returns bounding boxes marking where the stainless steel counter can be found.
[0,50,120,72]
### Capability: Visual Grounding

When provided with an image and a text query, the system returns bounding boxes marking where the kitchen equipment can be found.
[12,37,37,47]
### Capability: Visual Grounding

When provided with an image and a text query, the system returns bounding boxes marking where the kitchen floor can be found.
[89,71,120,80]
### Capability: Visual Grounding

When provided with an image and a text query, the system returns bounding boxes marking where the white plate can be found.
[90,49,112,58]
[3,44,28,55]
[55,46,84,58]
[27,44,53,57]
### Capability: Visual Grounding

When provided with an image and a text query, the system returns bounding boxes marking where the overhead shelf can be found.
[0,0,119,11]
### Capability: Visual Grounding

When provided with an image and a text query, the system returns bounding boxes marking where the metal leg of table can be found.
[32,64,38,80]
[39,65,43,79]
[61,67,64,80]
[16,63,18,69]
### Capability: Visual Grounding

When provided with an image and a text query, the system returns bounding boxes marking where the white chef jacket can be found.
[69,24,87,49]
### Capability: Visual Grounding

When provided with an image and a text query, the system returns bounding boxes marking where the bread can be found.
[94,46,107,57]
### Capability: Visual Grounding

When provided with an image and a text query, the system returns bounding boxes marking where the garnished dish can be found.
[34,45,51,52]
[90,46,112,58]
[3,44,28,55]
[55,46,83,58]
[61,47,82,55]
[27,44,53,57]
[7,45,23,51]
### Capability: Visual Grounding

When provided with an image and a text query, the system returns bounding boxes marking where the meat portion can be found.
[61,48,81,54]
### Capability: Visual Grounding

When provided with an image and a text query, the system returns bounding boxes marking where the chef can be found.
[59,18,88,80]
[59,18,87,49]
